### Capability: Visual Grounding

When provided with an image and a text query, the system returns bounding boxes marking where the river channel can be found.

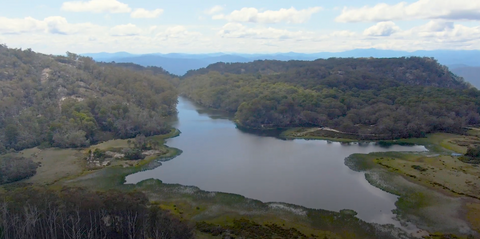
[126,97,427,226]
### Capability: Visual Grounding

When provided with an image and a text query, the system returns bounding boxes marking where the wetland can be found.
[127,97,427,227]
[4,97,480,238]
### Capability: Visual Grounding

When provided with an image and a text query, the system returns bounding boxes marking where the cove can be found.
[126,97,427,226]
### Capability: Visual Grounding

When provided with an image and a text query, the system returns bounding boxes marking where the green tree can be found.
[4,124,18,148]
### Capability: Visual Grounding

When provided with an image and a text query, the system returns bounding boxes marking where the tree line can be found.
[180,57,480,139]
[0,187,194,239]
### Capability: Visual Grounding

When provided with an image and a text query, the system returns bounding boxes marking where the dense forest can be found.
[180,57,480,139]
[0,187,194,239]
[0,45,178,152]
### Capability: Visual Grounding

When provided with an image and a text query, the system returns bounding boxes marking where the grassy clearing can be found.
[376,154,480,199]
[281,128,478,153]
[65,146,181,190]
[466,202,480,233]
[89,128,180,152]
[394,133,475,153]
[17,147,85,185]
[281,127,360,142]
[2,128,181,188]
[346,140,480,237]
[467,128,480,138]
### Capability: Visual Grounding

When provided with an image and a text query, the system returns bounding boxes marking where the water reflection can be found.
[126,97,427,226]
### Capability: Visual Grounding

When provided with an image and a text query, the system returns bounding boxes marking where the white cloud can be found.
[45,16,74,35]
[214,7,322,24]
[330,30,357,37]
[110,24,142,36]
[160,26,188,39]
[403,21,480,41]
[131,8,164,18]
[420,20,454,32]
[363,21,401,36]
[0,16,103,35]
[205,5,224,15]
[218,23,313,40]
[154,26,203,42]
[62,0,131,13]
[165,26,187,36]
[4,21,480,56]
[336,0,480,22]
[0,17,45,34]
[2,13,480,55]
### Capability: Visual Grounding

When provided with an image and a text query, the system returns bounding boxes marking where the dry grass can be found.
[19,147,85,185]
[88,139,130,151]
[466,202,480,233]
[376,155,480,199]
[345,130,480,237]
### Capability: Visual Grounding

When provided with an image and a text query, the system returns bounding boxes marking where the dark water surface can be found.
[126,97,426,225]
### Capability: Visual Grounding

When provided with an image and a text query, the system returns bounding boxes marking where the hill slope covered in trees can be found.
[180,57,480,139]
[0,45,178,152]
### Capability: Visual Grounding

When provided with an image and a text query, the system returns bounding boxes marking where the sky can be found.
[0,0,479,54]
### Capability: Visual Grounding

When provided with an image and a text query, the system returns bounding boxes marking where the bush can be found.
[123,148,145,160]
[0,155,38,184]
[465,146,480,158]
[411,165,428,172]
[93,148,106,160]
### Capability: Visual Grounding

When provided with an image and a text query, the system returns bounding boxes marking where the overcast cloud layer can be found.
[0,0,479,54]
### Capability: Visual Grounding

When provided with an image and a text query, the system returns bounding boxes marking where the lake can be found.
[126,97,427,226]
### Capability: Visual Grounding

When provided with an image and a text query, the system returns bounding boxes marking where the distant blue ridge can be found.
[81,49,480,88]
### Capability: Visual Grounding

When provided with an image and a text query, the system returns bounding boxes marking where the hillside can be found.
[0,45,178,152]
[180,57,480,139]
[184,57,467,88]
[99,54,252,76]
[84,49,480,78]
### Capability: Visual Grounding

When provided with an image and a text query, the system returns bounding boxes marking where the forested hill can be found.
[180,57,480,139]
[98,62,175,78]
[0,45,178,152]
[185,57,468,89]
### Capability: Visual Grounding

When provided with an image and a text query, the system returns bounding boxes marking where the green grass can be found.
[90,128,180,152]
[133,180,408,239]
[281,129,470,152]
[66,146,182,190]
[288,135,359,143]
[5,127,477,238]
[281,127,360,143]
[394,133,467,153]
[466,127,480,137]
[0,128,182,190]
[346,141,480,237]
[14,147,86,186]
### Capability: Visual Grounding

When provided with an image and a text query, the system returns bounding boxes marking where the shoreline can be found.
[344,132,480,237]
[3,117,479,237]
[56,128,420,239]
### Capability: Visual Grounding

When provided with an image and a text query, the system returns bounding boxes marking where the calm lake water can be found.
[126,97,426,225]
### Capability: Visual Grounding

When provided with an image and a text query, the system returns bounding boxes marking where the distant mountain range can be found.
[82,49,480,88]
[449,66,480,89]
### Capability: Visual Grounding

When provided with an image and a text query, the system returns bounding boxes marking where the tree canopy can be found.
[0,187,194,239]
[0,46,178,151]
[180,57,479,139]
